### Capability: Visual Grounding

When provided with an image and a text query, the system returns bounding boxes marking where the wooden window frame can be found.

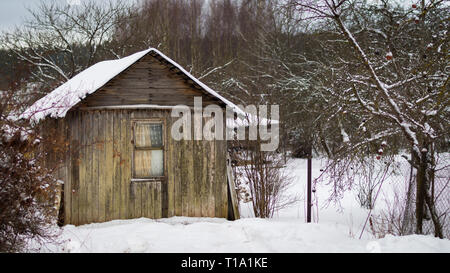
[131,118,166,182]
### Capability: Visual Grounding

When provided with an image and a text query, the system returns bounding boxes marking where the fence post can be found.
[307,144,312,223]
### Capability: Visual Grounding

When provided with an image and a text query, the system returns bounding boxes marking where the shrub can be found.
[0,95,61,252]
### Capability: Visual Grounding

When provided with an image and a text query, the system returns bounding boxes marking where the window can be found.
[132,120,164,180]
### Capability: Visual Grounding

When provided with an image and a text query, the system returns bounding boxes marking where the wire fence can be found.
[402,163,450,238]
[351,153,449,239]
[381,156,450,239]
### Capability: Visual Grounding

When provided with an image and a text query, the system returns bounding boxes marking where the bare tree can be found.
[284,0,449,237]
[1,0,134,91]
[234,145,298,218]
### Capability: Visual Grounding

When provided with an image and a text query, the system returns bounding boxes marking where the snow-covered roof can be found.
[21,48,243,122]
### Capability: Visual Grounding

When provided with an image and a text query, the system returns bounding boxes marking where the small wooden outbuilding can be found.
[24,48,240,225]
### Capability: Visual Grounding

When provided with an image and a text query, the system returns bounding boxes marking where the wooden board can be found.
[226,153,240,220]
[79,54,225,108]
[56,108,229,225]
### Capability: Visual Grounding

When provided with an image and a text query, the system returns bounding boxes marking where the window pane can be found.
[135,123,162,148]
[134,149,164,178]
[149,124,163,147]
[134,150,151,177]
[151,150,164,176]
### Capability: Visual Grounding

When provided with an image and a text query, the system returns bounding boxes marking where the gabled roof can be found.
[21,48,241,122]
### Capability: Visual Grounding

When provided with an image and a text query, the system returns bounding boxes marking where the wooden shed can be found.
[24,48,240,226]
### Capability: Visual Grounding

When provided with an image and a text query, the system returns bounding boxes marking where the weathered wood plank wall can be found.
[54,109,227,225]
[42,51,231,226]
[78,54,224,108]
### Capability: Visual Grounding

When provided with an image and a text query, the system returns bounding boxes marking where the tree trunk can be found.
[415,145,443,238]
[415,151,426,234]
[401,158,415,235]
[425,188,444,238]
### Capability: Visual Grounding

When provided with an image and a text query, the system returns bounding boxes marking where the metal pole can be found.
[307,144,312,223]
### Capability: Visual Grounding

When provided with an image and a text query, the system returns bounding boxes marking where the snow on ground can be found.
[34,217,449,253]
[31,157,450,253]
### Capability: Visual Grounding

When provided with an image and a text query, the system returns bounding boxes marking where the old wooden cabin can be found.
[24,48,240,226]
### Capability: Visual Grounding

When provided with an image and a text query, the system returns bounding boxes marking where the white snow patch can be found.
[28,157,450,253]
[33,217,450,253]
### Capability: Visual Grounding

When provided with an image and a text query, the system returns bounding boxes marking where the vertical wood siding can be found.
[54,109,228,225]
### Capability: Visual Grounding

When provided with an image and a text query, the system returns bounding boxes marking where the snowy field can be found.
[31,158,450,253]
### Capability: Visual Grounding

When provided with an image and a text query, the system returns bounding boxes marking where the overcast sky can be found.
[0,0,37,32]
[0,0,71,32]
[0,0,137,32]
[0,0,425,33]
